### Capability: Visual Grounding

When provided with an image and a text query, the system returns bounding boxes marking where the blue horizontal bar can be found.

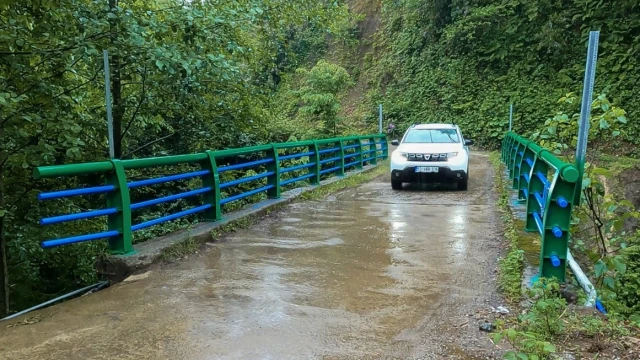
[518,151,524,156]
[536,171,550,188]
[344,161,359,168]
[343,144,359,150]
[552,226,563,238]
[131,187,211,210]
[132,204,212,231]
[220,184,274,205]
[318,147,340,154]
[38,185,116,201]
[516,163,521,168]
[522,188,529,198]
[281,173,315,186]
[320,156,341,165]
[523,173,530,183]
[556,196,569,208]
[320,166,341,175]
[550,254,561,267]
[128,170,210,188]
[218,158,273,172]
[279,151,314,161]
[41,230,120,248]
[344,153,359,159]
[220,172,273,189]
[533,211,544,235]
[40,208,118,226]
[280,163,316,174]
[525,158,533,167]
[534,191,545,212]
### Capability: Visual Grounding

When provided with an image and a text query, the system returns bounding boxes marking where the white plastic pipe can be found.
[566,250,597,307]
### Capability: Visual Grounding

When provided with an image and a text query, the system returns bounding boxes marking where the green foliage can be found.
[362,0,640,148]
[0,0,361,315]
[490,152,525,301]
[297,60,354,136]
[531,93,627,155]
[493,279,565,359]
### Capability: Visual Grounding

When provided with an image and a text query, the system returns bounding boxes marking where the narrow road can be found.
[0,153,503,359]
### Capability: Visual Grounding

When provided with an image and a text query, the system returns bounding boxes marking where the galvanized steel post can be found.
[574,31,600,205]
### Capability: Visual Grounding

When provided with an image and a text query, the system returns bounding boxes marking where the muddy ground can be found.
[0,153,508,359]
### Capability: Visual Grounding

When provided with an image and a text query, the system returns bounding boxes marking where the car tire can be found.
[458,176,468,191]
[391,178,402,190]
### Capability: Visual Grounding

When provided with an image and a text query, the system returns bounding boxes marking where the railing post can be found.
[525,151,549,234]
[311,141,321,184]
[202,150,222,221]
[540,164,579,282]
[379,135,388,159]
[106,159,133,254]
[512,140,528,190]
[266,144,281,198]
[368,136,378,165]
[338,138,346,176]
[356,137,364,170]
[518,145,537,201]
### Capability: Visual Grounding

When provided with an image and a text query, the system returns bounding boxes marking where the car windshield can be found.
[403,129,460,143]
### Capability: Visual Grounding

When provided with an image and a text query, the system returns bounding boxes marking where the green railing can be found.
[501,132,580,282]
[34,134,388,255]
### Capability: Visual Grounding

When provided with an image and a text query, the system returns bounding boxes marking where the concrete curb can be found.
[96,163,385,282]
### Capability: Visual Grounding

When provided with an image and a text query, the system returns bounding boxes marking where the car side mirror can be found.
[391,140,400,146]
[464,139,474,146]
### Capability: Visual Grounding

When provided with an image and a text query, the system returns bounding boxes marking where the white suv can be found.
[389,123,474,190]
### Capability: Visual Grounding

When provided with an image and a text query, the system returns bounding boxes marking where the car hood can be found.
[396,143,463,153]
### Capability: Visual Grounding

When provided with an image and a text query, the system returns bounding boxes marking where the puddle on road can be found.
[0,154,501,359]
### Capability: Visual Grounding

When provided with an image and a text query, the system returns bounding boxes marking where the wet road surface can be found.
[0,153,504,359]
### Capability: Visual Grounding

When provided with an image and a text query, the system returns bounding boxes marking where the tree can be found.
[298,60,353,136]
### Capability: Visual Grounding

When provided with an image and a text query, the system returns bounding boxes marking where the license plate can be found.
[415,166,438,173]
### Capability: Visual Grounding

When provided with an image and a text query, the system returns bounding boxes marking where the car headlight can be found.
[446,152,459,158]
[400,152,408,158]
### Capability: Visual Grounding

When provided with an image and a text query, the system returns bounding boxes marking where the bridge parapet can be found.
[33,135,388,255]
[501,132,579,282]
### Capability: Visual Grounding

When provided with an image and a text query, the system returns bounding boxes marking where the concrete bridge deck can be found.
[0,154,503,359]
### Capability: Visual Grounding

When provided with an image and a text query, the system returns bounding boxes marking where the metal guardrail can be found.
[34,135,388,254]
[501,132,579,282]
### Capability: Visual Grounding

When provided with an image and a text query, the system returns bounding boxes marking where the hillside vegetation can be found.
[0,0,369,317]
[362,0,639,149]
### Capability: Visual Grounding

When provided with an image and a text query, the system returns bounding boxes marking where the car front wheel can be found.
[458,174,468,191]
[391,178,402,190]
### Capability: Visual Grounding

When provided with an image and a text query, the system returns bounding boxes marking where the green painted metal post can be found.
[381,135,389,159]
[266,144,281,198]
[508,139,519,181]
[518,145,537,201]
[525,152,549,234]
[368,137,378,165]
[106,159,133,254]
[512,140,528,190]
[356,138,364,170]
[310,141,321,184]
[338,139,346,176]
[202,150,222,221]
[539,157,579,282]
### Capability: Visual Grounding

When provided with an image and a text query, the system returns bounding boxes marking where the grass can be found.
[489,152,525,302]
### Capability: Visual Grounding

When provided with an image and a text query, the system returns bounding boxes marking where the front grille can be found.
[407,153,448,162]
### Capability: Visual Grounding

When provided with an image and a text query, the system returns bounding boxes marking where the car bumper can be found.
[391,166,467,183]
